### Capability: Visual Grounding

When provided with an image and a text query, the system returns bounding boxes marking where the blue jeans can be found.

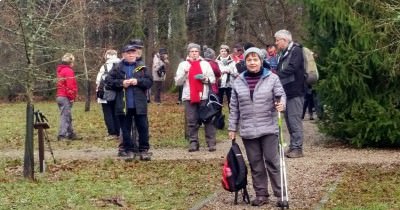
[120,108,150,152]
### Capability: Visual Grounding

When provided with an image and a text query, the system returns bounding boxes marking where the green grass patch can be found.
[0,96,228,150]
[0,157,222,209]
[324,164,400,210]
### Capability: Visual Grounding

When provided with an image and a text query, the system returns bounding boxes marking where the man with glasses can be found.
[275,29,305,158]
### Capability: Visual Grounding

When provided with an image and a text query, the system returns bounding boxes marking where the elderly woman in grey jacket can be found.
[228,47,286,207]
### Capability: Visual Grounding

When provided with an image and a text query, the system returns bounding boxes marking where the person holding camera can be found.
[152,48,169,104]
[174,43,216,152]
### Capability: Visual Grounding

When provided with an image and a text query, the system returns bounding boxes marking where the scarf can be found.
[188,60,203,103]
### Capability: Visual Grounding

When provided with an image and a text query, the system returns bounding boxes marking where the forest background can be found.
[1,0,400,147]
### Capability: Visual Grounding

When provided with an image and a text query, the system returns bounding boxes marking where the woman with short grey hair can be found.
[228,47,286,207]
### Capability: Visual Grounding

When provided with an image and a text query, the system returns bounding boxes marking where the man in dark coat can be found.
[106,44,153,160]
[275,29,305,158]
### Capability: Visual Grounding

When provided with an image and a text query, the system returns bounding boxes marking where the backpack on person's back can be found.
[283,43,319,85]
[302,46,319,85]
[221,140,250,205]
[97,64,116,101]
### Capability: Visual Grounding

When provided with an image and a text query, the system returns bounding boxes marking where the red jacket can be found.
[56,64,78,101]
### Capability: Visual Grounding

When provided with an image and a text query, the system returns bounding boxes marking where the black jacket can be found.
[277,42,305,99]
[105,60,153,115]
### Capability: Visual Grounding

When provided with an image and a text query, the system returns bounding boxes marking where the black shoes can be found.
[188,142,199,152]
[57,133,82,141]
[139,151,152,161]
[119,150,152,161]
[208,146,216,152]
[286,149,304,158]
[251,198,268,206]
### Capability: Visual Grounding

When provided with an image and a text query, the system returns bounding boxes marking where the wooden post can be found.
[34,122,49,173]
[23,103,34,179]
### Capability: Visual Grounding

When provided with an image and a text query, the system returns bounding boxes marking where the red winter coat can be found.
[56,64,78,101]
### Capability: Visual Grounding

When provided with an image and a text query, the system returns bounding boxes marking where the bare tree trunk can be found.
[80,1,90,112]
[20,0,35,180]
[215,0,228,48]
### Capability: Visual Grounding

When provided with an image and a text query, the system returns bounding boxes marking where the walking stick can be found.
[277,97,290,209]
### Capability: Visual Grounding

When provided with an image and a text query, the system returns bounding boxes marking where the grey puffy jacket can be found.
[228,69,286,139]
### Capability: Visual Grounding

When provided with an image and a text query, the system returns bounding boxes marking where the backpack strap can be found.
[234,192,239,205]
[233,188,250,205]
[242,188,250,204]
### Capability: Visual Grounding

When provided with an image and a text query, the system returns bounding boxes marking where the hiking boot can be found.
[285,148,293,155]
[118,150,128,157]
[68,133,82,140]
[188,142,199,152]
[251,198,268,206]
[277,200,289,208]
[57,135,68,141]
[286,149,304,158]
[139,151,152,161]
[208,146,216,152]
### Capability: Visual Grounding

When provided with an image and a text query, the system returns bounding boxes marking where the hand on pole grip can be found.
[275,95,284,112]
[228,131,236,142]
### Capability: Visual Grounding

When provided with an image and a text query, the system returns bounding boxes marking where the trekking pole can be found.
[38,111,56,164]
[43,130,56,164]
[277,97,289,209]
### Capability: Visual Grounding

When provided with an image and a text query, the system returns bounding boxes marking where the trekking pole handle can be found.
[275,95,282,114]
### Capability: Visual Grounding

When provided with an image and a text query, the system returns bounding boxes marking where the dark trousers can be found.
[177,85,183,102]
[218,87,232,106]
[302,93,314,119]
[153,81,163,103]
[184,101,216,147]
[120,108,150,152]
[101,101,120,136]
[242,134,281,198]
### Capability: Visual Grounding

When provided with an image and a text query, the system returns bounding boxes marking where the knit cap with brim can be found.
[187,43,201,52]
[244,47,265,61]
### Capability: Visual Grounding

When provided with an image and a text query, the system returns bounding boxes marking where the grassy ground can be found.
[324,164,400,210]
[0,157,221,209]
[0,96,228,150]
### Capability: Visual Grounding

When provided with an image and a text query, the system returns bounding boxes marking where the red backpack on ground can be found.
[221,139,250,205]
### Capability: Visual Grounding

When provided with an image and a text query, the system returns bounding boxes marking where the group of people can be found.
[56,39,157,161]
[174,29,308,207]
[55,29,311,207]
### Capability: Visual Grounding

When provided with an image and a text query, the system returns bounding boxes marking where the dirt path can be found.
[1,120,399,209]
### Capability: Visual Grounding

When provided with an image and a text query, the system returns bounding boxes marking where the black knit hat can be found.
[159,48,167,55]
